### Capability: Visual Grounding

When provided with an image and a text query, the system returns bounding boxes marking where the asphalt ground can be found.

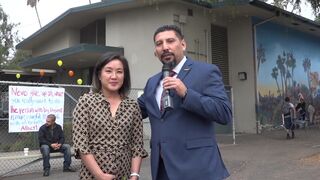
[2,127,320,180]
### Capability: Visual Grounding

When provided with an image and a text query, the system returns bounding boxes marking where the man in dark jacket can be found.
[38,114,75,176]
[138,25,231,180]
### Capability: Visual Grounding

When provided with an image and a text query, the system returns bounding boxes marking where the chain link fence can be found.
[0,81,147,177]
[0,81,233,177]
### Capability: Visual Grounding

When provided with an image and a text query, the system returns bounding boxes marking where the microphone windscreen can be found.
[162,62,171,72]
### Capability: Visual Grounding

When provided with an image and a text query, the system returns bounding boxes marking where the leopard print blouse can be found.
[72,92,148,180]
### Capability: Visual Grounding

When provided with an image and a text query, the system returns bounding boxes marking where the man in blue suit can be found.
[138,25,232,180]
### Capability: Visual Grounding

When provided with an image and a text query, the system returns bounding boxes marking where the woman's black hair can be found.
[92,52,131,97]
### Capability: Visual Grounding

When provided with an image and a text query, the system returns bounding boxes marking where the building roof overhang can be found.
[16,0,320,51]
[16,0,139,50]
[249,0,320,34]
[185,0,320,36]
[19,43,123,69]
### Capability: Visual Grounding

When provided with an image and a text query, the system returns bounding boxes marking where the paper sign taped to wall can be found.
[8,86,65,133]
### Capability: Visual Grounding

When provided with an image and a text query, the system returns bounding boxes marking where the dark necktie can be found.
[160,71,176,112]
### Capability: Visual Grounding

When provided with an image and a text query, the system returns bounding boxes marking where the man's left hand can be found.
[52,143,61,150]
[163,77,187,98]
[55,143,62,150]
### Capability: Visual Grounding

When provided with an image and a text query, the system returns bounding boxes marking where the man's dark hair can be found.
[153,25,184,42]
[92,52,131,97]
[47,114,56,121]
[285,97,290,102]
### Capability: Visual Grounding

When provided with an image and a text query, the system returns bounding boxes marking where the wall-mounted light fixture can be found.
[238,72,247,81]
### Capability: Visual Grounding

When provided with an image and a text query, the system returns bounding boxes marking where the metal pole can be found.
[231,87,236,145]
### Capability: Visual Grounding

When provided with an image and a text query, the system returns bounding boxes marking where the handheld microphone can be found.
[161,62,174,111]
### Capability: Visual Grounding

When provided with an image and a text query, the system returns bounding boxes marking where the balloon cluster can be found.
[15,59,83,85]
[56,59,83,85]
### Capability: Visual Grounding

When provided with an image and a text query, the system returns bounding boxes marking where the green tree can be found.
[5,50,31,69]
[266,0,319,19]
[305,0,320,16]
[316,14,320,22]
[27,0,41,28]
[0,5,19,69]
[201,0,320,19]
[271,0,302,12]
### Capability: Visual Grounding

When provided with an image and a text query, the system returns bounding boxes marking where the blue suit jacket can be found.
[138,58,232,180]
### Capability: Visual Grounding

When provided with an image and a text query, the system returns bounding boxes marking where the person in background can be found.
[38,114,75,177]
[295,93,306,121]
[72,52,147,180]
[282,97,295,139]
[138,25,232,180]
[307,103,315,125]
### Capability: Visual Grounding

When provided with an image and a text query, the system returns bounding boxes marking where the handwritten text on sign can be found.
[8,86,65,133]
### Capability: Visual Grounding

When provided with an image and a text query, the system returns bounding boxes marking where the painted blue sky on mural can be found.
[256,21,320,92]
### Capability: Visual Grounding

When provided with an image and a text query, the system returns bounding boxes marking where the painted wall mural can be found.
[256,21,320,127]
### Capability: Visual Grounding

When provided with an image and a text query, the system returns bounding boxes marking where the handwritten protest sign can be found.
[8,86,65,133]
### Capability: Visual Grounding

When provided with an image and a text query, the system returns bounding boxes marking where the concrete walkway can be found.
[2,128,320,180]
[222,128,320,180]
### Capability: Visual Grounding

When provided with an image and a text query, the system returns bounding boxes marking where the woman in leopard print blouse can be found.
[73,52,147,180]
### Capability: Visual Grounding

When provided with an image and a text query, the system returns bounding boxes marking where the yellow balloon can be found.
[57,60,63,67]
[77,78,83,85]
[16,73,21,79]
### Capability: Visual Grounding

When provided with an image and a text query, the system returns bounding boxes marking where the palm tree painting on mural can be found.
[270,51,298,99]
[258,48,319,129]
[303,58,311,93]
[257,43,266,72]
[286,52,296,97]
[276,53,286,97]
[271,67,281,95]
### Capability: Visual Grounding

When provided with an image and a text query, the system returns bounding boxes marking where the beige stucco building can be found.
[16,0,320,133]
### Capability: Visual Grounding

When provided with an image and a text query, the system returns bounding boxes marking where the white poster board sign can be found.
[8,86,65,133]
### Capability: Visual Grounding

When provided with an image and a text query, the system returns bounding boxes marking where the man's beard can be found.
[162,60,176,70]
[160,52,177,68]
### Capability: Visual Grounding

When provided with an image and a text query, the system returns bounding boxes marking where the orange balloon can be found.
[68,70,74,77]
[39,69,45,77]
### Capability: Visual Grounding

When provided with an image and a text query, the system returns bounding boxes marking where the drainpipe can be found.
[204,29,209,63]
[253,11,280,134]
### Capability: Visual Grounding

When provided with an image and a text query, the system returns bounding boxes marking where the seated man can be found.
[38,114,75,176]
